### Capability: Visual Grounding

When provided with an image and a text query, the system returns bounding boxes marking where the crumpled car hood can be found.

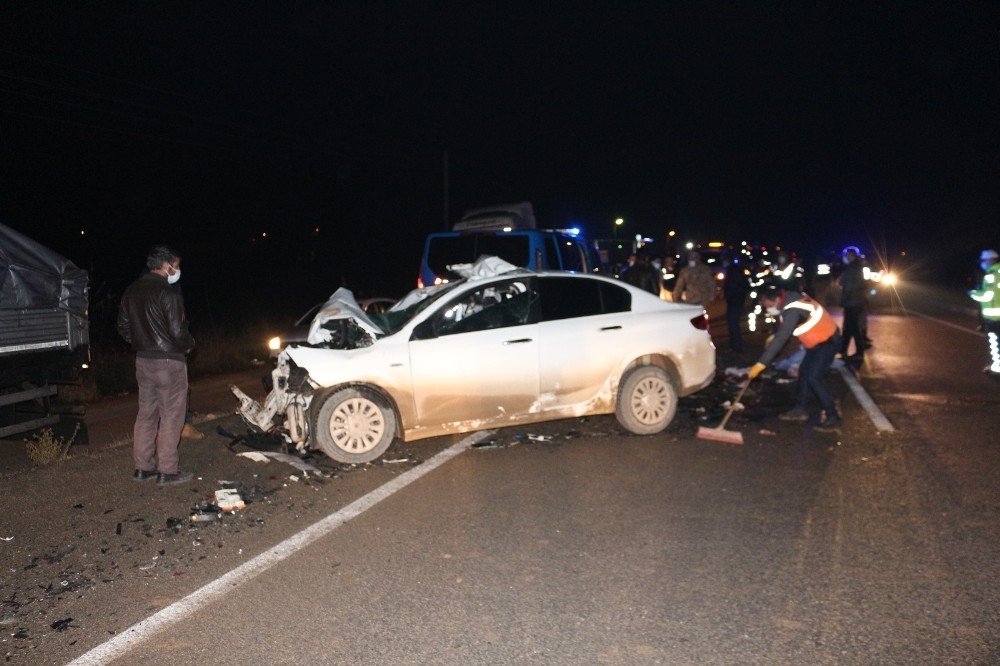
[307,287,384,344]
[447,255,518,279]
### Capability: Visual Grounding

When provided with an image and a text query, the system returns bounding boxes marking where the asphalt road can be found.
[2,282,998,664]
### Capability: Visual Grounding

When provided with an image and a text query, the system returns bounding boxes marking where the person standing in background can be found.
[674,251,716,306]
[117,245,196,485]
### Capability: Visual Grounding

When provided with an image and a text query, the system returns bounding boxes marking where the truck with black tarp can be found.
[0,222,89,438]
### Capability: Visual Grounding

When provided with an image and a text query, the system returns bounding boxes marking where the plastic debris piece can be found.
[236,451,270,463]
[190,502,222,523]
[383,458,410,464]
[758,429,777,436]
[289,474,300,482]
[0,536,13,541]
[527,434,553,442]
[775,378,795,384]
[724,366,750,377]
[721,401,745,411]
[237,450,321,473]
[214,489,245,512]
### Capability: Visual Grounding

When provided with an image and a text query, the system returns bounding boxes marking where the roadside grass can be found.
[25,423,80,464]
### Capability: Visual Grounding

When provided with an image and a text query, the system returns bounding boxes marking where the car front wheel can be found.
[615,366,677,435]
[312,387,397,463]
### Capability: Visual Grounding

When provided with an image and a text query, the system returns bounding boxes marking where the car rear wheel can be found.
[615,366,677,435]
[312,387,396,463]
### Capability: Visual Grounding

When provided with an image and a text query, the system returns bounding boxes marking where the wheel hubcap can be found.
[631,377,671,425]
[329,397,385,453]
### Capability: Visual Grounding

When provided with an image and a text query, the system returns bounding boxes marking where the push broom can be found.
[696,377,753,445]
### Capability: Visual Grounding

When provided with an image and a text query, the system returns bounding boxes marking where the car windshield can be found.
[368,281,464,335]
[428,235,531,277]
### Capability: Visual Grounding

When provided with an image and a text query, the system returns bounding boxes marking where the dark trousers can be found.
[796,334,840,417]
[841,305,865,356]
[725,300,744,352]
[133,357,188,475]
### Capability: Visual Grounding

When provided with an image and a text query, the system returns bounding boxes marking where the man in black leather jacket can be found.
[118,245,196,485]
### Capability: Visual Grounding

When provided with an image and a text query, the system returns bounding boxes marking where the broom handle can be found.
[718,377,753,430]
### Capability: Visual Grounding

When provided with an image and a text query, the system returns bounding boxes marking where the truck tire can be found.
[615,366,677,435]
[312,387,396,463]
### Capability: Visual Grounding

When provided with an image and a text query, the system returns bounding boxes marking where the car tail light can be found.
[417,276,425,289]
[689,311,709,330]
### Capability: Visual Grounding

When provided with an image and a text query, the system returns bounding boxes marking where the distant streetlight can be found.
[613,217,624,240]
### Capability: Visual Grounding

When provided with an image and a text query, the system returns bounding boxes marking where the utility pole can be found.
[442,150,450,230]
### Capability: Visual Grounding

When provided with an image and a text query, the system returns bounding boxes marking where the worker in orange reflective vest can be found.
[748,286,843,431]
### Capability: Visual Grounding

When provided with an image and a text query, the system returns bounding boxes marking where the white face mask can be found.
[688,260,696,267]
[167,267,181,284]
[651,261,661,270]
[766,305,781,316]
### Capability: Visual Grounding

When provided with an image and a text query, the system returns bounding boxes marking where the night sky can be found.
[1,3,997,327]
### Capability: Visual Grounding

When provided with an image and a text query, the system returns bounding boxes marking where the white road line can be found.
[68,430,495,665]
[907,310,985,338]
[837,367,895,433]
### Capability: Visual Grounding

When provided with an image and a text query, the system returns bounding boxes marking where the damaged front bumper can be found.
[230,353,315,448]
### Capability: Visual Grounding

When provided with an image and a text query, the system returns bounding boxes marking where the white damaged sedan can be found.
[232,257,715,463]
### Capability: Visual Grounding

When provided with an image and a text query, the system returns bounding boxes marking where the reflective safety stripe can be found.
[971,290,994,303]
[783,297,838,348]
[983,307,1000,317]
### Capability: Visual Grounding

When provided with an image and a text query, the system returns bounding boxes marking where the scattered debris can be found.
[724,366,750,378]
[1,536,13,541]
[527,434,553,442]
[237,450,322,474]
[759,429,777,436]
[190,503,222,523]
[721,400,745,411]
[382,457,410,464]
[115,523,122,535]
[472,438,515,450]
[50,618,74,632]
[214,489,245,512]
[288,474,300,482]
[236,451,270,463]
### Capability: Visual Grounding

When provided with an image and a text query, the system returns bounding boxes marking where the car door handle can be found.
[503,338,533,345]
[600,325,622,331]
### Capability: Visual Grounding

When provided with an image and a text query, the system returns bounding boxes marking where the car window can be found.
[474,235,531,268]
[545,236,561,270]
[558,239,585,272]
[599,280,631,313]
[427,235,531,278]
[423,278,537,337]
[538,277,631,321]
[371,282,463,335]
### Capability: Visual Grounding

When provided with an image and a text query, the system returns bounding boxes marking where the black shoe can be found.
[133,469,157,482]
[157,471,194,485]
[814,416,843,432]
